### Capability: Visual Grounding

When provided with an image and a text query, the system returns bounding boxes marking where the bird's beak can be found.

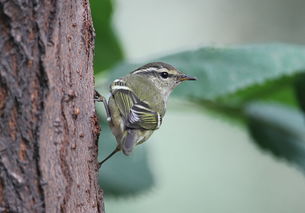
[178,74,197,81]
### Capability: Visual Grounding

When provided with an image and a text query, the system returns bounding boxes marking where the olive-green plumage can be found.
[97,62,196,166]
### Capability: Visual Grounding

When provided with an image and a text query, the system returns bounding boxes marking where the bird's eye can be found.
[160,72,169,79]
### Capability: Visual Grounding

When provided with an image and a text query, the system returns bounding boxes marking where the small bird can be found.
[95,62,196,167]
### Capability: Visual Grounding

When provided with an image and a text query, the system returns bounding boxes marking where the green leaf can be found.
[108,44,305,103]
[294,73,305,114]
[245,102,305,171]
[217,75,298,108]
[97,109,154,196]
[91,0,124,72]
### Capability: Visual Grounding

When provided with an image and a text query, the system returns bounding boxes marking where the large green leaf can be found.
[108,44,305,104]
[91,0,124,72]
[245,102,305,171]
[96,104,154,196]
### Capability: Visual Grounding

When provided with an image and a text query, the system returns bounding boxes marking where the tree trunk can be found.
[0,0,103,212]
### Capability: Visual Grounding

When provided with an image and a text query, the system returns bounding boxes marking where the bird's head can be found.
[131,62,197,100]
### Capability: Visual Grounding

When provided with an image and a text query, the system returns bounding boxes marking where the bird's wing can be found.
[111,79,161,130]
[111,79,139,118]
[126,103,162,130]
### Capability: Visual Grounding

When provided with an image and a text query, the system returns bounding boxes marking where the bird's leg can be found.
[94,90,111,122]
[95,90,119,167]
[98,145,120,168]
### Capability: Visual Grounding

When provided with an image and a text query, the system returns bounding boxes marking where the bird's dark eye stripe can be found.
[155,71,173,78]
[132,70,174,78]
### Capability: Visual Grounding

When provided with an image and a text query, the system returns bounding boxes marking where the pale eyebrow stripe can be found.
[132,67,159,74]
[111,85,132,92]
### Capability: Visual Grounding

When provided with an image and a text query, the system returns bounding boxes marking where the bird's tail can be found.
[122,130,137,156]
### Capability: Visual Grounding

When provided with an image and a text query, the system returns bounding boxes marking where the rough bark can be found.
[0,0,103,212]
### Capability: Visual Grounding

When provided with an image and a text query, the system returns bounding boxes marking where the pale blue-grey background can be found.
[104,0,305,212]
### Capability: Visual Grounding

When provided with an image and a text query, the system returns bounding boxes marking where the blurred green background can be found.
[91,0,305,212]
